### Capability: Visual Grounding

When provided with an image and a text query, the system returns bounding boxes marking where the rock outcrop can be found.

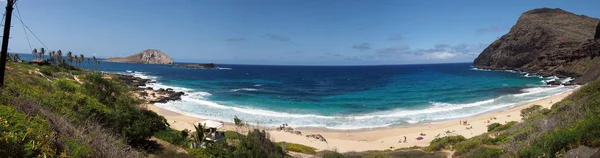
[106,49,174,64]
[473,8,600,84]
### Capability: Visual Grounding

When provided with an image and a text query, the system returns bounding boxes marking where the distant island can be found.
[169,63,216,69]
[106,49,174,64]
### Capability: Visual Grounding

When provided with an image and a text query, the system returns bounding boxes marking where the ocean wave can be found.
[217,67,232,70]
[125,70,578,129]
[230,88,258,92]
[153,83,577,129]
[470,67,524,74]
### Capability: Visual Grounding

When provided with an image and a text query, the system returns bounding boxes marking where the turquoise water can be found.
[18,54,576,129]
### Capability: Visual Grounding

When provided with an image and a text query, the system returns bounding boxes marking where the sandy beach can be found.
[145,87,578,153]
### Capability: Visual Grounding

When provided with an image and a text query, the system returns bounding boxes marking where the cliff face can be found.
[106,49,174,64]
[473,8,600,83]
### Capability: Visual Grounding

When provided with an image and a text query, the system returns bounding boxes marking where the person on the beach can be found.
[404,136,407,143]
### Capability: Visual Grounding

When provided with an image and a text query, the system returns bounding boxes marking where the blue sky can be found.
[7,0,600,65]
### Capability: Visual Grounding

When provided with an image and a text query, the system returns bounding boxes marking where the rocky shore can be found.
[116,74,186,104]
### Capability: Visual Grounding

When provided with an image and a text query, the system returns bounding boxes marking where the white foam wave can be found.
[123,70,578,129]
[217,67,232,70]
[230,88,258,92]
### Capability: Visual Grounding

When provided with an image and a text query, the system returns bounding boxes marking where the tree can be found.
[56,50,63,65]
[92,56,98,70]
[192,123,207,148]
[80,54,84,68]
[32,48,38,58]
[40,48,46,59]
[13,54,20,62]
[73,56,79,68]
[67,51,73,66]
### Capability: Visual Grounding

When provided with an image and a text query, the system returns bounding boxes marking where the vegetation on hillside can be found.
[423,79,600,157]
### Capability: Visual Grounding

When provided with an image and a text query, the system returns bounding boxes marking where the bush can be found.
[454,138,481,155]
[462,147,503,158]
[489,121,517,132]
[277,142,317,154]
[521,104,543,120]
[425,135,466,151]
[234,116,244,126]
[0,105,54,157]
[487,123,502,132]
[232,129,289,158]
[154,128,190,148]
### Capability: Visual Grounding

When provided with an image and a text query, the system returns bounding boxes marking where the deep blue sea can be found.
[18,54,577,129]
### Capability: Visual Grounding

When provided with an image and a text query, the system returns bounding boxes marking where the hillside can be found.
[473,8,600,84]
[106,49,174,64]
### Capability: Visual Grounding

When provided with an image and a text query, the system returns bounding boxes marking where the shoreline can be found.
[143,85,579,152]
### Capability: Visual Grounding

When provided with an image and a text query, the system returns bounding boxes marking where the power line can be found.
[14,3,31,51]
[13,7,49,51]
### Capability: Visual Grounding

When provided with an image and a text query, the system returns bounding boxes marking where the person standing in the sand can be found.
[403,136,407,143]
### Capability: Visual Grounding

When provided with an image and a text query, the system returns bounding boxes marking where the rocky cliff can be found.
[473,8,600,84]
[106,49,174,64]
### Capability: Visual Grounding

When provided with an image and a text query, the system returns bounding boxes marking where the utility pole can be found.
[0,0,14,87]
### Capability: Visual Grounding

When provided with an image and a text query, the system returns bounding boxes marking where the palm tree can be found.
[67,51,73,66]
[79,54,84,68]
[32,48,38,59]
[40,48,46,59]
[14,54,20,62]
[92,56,98,70]
[191,123,207,148]
[57,50,63,65]
[73,56,78,68]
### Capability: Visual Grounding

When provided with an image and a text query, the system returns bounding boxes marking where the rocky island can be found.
[106,49,174,64]
[473,8,600,84]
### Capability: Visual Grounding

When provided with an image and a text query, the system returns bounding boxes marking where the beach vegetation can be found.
[520,104,544,119]
[154,128,190,148]
[276,142,317,154]
[487,122,502,132]
[234,116,244,126]
[424,135,466,151]
[0,105,54,157]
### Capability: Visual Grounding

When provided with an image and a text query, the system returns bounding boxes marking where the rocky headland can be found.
[116,74,185,104]
[473,8,600,84]
[106,49,174,64]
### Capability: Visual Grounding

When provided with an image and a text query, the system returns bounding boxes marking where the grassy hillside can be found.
[1,60,293,158]
[423,79,600,157]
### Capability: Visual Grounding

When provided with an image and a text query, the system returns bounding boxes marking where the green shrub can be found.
[55,79,80,93]
[521,105,543,120]
[463,147,503,158]
[319,150,345,158]
[277,142,317,154]
[425,135,466,151]
[454,138,481,155]
[490,121,517,132]
[232,129,289,158]
[487,123,501,132]
[234,116,244,126]
[0,105,54,157]
[63,137,92,157]
[154,128,190,148]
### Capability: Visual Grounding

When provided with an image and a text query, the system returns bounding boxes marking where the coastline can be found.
[143,85,579,153]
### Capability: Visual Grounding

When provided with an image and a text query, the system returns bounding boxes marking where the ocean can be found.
[17,54,577,129]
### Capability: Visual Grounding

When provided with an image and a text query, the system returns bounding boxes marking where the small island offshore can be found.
[2,4,600,158]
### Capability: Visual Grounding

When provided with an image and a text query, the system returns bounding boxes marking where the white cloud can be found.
[426,52,457,59]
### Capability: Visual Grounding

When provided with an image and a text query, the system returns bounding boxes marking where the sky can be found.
[5,0,600,65]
